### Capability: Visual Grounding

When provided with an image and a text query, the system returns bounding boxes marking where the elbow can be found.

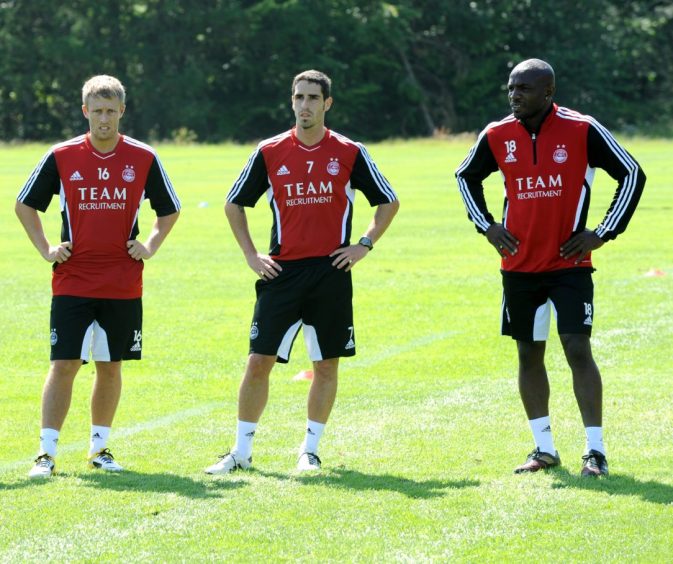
[15,200,29,219]
[390,198,400,215]
[224,201,237,218]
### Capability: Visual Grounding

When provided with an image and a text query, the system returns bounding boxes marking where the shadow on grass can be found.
[258,467,479,499]
[0,479,55,491]
[550,467,673,505]
[74,470,246,498]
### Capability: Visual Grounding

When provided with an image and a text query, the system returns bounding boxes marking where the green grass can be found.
[1,138,671,562]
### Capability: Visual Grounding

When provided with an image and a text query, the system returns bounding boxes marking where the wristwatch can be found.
[358,236,373,250]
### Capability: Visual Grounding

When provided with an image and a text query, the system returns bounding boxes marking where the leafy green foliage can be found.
[1,1,672,141]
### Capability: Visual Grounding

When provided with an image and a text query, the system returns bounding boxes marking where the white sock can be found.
[39,428,59,458]
[585,426,605,455]
[529,416,556,454]
[300,419,325,455]
[89,425,111,456]
[232,420,257,460]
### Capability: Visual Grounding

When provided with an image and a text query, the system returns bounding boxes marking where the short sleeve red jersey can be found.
[17,134,180,298]
[227,128,397,260]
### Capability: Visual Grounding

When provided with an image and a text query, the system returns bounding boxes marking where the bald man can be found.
[456,58,645,477]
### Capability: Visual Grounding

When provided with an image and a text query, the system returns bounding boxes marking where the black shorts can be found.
[249,257,355,363]
[501,268,594,342]
[50,296,143,362]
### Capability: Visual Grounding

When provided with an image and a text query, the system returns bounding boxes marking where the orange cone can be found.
[293,370,314,381]
[644,268,666,277]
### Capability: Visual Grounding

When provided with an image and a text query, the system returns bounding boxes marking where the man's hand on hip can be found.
[560,230,604,264]
[246,252,282,280]
[485,223,519,258]
[330,245,369,271]
[127,240,152,261]
[45,242,72,263]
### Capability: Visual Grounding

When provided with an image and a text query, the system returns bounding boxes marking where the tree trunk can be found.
[396,46,436,135]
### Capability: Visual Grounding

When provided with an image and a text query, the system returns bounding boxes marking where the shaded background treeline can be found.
[1,0,672,142]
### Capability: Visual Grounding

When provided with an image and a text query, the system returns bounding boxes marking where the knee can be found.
[48,360,82,380]
[245,354,275,380]
[561,335,594,367]
[94,361,122,380]
[517,342,545,371]
[313,359,339,382]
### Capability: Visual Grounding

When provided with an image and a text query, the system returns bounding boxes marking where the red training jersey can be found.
[227,128,397,260]
[456,104,645,273]
[17,134,181,298]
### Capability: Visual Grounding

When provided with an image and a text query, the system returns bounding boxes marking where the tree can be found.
[1,0,671,141]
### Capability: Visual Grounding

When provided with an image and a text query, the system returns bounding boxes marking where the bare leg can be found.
[238,353,276,422]
[42,360,82,430]
[516,340,549,420]
[307,358,339,424]
[560,334,602,427]
[91,361,122,427]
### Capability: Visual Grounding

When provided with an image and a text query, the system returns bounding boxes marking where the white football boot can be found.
[297,452,322,471]
[88,448,124,472]
[205,452,252,475]
[28,454,55,479]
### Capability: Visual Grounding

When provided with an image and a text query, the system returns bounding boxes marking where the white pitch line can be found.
[1,331,457,475]
[345,330,458,369]
[0,402,222,475]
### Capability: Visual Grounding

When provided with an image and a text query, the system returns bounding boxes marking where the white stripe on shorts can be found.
[533,299,556,342]
[80,321,112,362]
[303,324,323,361]
[276,320,302,362]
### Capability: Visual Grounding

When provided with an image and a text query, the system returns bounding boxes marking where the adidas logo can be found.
[69,170,84,181]
[504,152,517,163]
[92,433,102,439]
[245,431,255,438]
[307,428,315,435]
[345,339,355,350]
[276,165,290,175]
[584,316,593,326]
[130,329,142,352]
[541,425,551,433]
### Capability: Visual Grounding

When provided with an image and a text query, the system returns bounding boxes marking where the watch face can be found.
[359,237,373,249]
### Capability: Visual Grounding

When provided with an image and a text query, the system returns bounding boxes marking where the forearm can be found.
[15,201,52,259]
[362,200,400,243]
[595,165,646,241]
[225,202,258,257]
[588,124,646,241]
[143,211,180,256]
[456,134,498,233]
[456,176,495,234]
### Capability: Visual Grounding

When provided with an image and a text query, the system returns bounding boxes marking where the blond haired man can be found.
[16,75,181,478]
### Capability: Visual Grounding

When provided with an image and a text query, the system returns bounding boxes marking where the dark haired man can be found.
[291,68,331,101]
[206,69,399,474]
[456,59,645,477]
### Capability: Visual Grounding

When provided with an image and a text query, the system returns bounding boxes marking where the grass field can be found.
[0,138,671,562]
